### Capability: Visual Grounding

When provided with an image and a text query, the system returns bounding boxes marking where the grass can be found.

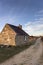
[0,45,29,63]
[0,41,36,63]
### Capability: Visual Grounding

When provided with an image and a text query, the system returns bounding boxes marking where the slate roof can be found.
[7,24,29,36]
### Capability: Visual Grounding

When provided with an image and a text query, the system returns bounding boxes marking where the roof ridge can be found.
[5,23,29,36]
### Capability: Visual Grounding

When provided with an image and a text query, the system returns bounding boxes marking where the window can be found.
[24,36,27,41]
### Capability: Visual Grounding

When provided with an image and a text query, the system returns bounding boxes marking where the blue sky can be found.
[0,0,43,36]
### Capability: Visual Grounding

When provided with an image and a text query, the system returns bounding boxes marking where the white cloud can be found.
[35,10,43,17]
[38,10,43,13]
[23,18,43,36]
[0,16,16,32]
[0,16,16,23]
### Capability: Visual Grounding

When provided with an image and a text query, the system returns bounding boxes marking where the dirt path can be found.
[0,38,43,65]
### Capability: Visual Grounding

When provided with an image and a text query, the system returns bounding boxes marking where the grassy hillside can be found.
[0,44,30,63]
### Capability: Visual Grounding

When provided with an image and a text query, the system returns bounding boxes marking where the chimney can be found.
[18,24,22,29]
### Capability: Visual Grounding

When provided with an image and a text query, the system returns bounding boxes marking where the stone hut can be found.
[0,24,29,46]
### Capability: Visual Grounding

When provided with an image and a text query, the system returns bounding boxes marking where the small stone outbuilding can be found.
[0,24,29,46]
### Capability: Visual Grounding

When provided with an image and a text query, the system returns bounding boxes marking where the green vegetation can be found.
[19,63,24,65]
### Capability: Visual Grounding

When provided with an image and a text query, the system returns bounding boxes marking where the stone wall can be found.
[15,35,29,46]
[0,24,16,46]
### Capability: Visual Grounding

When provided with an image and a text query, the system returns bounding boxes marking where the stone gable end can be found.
[0,24,17,46]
